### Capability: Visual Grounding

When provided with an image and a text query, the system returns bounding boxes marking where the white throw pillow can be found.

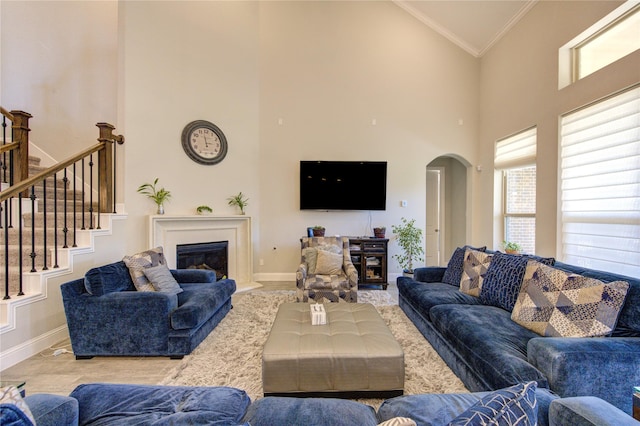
[314,249,344,275]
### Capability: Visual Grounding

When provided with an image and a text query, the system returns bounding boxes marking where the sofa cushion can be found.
[172,280,235,330]
[0,385,35,426]
[242,397,379,426]
[143,264,183,295]
[460,249,493,297]
[397,279,481,321]
[480,252,555,312]
[447,381,537,426]
[442,246,487,286]
[512,261,629,337]
[84,261,135,296]
[70,384,250,425]
[429,304,548,390]
[122,246,167,292]
[378,388,558,426]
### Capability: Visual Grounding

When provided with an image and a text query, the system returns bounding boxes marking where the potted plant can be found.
[312,226,326,237]
[196,205,213,215]
[391,217,424,276]
[137,178,171,215]
[227,192,249,215]
[373,226,386,238]
[503,240,522,254]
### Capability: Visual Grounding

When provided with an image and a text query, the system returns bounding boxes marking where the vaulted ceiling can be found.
[393,0,538,57]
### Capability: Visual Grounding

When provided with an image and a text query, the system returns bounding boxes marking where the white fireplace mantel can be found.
[149,215,254,285]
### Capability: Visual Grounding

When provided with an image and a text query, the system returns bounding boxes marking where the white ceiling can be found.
[393,0,538,57]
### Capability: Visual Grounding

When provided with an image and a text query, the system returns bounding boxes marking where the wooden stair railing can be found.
[0,110,124,300]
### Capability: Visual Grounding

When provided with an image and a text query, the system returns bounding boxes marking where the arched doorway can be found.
[426,156,470,265]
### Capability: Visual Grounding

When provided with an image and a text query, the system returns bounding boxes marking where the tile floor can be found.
[0,281,397,396]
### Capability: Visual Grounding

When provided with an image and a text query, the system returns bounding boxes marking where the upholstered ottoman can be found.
[262,302,404,398]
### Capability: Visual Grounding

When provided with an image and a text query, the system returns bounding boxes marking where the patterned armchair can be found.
[296,236,358,303]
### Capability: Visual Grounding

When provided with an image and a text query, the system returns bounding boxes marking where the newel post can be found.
[97,122,124,213]
[11,111,32,195]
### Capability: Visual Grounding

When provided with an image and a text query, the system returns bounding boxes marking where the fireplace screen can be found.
[176,241,228,280]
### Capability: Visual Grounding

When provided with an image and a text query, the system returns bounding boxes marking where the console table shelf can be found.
[348,237,389,290]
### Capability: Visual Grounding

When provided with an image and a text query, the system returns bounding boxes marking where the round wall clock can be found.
[181,120,228,165]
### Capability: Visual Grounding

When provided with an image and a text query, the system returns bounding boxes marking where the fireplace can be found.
[176,241,228,280]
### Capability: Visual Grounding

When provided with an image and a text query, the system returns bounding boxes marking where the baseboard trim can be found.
[0,325,69,371]
[253,272,296,282]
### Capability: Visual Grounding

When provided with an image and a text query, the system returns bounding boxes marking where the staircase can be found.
[0,155,99,297]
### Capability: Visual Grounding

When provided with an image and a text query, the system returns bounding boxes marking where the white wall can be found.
[119,1,479,277]
[477,0,639,257]
[1,1,118,157]
[256,1,479,275]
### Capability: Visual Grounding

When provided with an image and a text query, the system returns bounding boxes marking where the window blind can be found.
[560,86,640,277]
[495,127,537,169]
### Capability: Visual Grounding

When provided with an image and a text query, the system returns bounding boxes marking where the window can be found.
[495,128,537,254]
[560,85,640,277]
[558,1,640,88]
[574,4,640,81]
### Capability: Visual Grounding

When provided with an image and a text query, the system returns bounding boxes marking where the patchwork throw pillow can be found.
[0,385,36,425]
[122,247,166,292]
[143,263,183,295]
[459,249,493,296]
[511,261,630,337]
[314,249,344,275]
[442,245,487,286]
[479,252,555,312]
[447,381,537,426]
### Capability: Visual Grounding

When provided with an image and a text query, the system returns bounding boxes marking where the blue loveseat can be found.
[398,248,640,415]
[2,383,638,426]
[61,260,236,359]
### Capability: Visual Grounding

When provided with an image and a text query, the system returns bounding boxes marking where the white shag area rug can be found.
[160,290,468,405]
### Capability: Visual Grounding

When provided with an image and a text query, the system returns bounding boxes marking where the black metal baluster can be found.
[89,154,94,230]
[81,159,85,231]
[63,169,69,248]
[53,172,59,268]
[72,165,77,247]
[17,194,23,296]
[42,178,48,270]
[3,199,9,299]
[29,186,36,272]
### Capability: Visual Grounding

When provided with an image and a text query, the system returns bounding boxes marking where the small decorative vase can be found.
[313,228,325,237]
[157,204,165,215]
[373,228,386,238]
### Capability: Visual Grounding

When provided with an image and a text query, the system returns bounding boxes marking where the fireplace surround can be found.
[149,215,254,286]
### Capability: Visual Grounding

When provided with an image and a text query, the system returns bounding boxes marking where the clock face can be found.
[181,120,228,165]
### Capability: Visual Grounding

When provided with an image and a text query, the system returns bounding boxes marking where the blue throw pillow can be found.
[447,382,538,426]
[479,253,554,312]
[442,246,487,286]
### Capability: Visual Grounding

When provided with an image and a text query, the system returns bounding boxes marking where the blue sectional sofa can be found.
[61,260,236,359]
[2,383,638,426]
[398,248,640,415]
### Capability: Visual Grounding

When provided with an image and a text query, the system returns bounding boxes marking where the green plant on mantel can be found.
[137,178,171,214]
[391,217,424,273]
[227,192,249,215]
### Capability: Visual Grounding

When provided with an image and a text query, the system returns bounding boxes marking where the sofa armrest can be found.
[528,337,640,413]
[296,263,307,289]
[549,397,639,426]
[413,267,447,283]
[171,269,217,283]
[343,257,358,288]
[24,394,79,426]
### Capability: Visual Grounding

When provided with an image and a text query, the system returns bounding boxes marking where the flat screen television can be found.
[300,161,387,211]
